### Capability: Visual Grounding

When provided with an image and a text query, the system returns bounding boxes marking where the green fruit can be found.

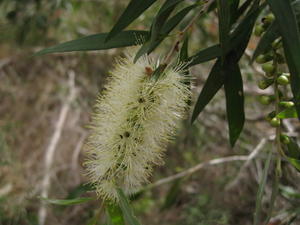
[277,75,290,85]
[280,134,290,144]
[270,117,281,127]
[258,78,274,89]
[255,54,273,64]
[272,38,282,49]
[279,101,295,108]
[254,24,265,36]
[262,13,275,26]
[266,111,276,121]
[262,62,275,75]
[259,95,273,105]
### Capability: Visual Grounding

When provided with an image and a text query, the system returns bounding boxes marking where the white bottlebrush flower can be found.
[84,49,191,201]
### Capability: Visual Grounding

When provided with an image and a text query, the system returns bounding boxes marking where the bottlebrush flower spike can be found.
[84,49,191,201]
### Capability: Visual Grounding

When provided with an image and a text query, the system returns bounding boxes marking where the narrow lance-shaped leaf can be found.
[106,0,157,41]
[188,44,221,66]
[35,30,149,56]
[217,0,231,62]
[106,203,126,225]
[191,59,225,123]
[39,197,94,206]
[253,150,272,225]
[224,60,245,147]
[188,2,263,67]
[117,188,142,225]
[267,0,300,120]
[150,0,183,43]
[277,107,298,119]
[134,4,197,62]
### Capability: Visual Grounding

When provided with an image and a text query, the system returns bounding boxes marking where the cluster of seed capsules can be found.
[254,13,294,144]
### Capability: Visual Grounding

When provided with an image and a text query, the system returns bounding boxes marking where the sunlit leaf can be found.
[277,107,298,119]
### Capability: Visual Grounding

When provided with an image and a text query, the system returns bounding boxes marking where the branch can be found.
[38,71,76,225]
[225,138,268,191]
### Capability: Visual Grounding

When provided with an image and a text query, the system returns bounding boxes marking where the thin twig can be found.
[38,71,76,225]
[144,155,254,190]
[225,138,267,191]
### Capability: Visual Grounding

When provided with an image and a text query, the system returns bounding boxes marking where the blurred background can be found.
[1,0,300,224]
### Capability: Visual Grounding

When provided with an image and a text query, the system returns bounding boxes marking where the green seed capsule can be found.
[280,134,290,144]
[270,117,281,127]
[262,14,275,26]
[272,38,282,49]
[277,75,290,85]
[262,62,275,75]
[259,95,273,105]
[258,78,274,89]
[279,101,295,108]
[255,54,273,64]
[265,111,276,121]
[254,24,265,37]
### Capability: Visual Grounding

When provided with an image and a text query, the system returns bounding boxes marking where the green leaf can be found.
[66,183,95,200]
[161,179,182,210]
[35,30,149,56]
[267,0,300,120]
[134,4,197,61]
[40,197,93,206]
[188,2,262,67]
[277,107,298,119]
[188,44,221,66]
[252,22,280,62]
[253,150,272,225]
[106,0,157,41]
[191,59,224,123]
[287,157,300,171]
[280,185,300,199]
[179,35,189,62]
[150,0,183,43]
[264,172,279,225]
[285,137,300,159]
[224,61,245,147]
[106,203,125,225]
[217,0,231,61]
[117,188,142,225]
[236,0,252,18]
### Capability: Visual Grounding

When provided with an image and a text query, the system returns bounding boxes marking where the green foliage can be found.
[40,197,94,206]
